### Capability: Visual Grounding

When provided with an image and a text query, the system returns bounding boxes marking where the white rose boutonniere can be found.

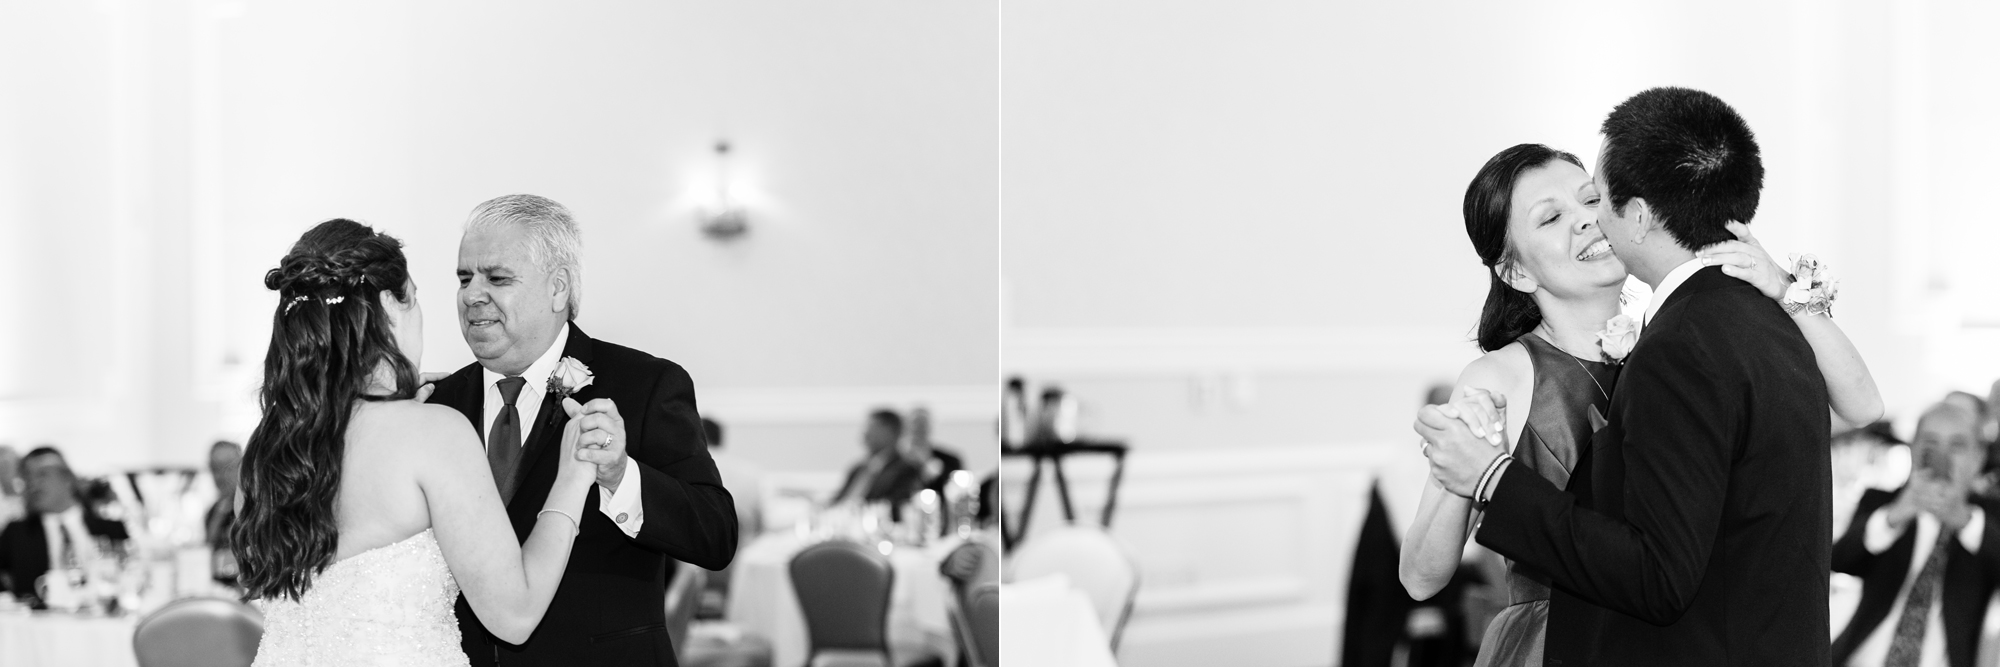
[1597,314,1639,365]
[1783,253,1838,318]
[547,357,594,399]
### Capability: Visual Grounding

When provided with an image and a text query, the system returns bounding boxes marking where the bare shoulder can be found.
[1458,343,1532,396]
[352,401,480,457]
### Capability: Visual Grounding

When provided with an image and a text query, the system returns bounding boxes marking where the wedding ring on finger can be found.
[1419,438,1432,456]
[602,434,613,448]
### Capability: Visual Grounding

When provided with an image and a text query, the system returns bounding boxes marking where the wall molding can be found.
[699,383,994,424]
[1008,442,1422,667]
[1003,325,1480,377]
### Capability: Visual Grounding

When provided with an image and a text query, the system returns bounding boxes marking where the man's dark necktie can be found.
[488,376,528,504]
[1885,526,1954,667]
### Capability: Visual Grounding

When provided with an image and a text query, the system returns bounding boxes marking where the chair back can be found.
[789,539,895,659]
[664,560,709,660]
[132,596,264,667]
[963,582,1000,667]
[1006,525,1140,649]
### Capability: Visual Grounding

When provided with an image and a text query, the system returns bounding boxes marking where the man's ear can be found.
[549,267,572,315]
[1626,197,1657,245]
[1496,261,1538,295]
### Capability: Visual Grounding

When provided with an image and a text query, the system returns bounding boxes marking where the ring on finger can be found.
[602,434,613,448]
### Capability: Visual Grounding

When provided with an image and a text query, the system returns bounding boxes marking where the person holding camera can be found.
[1832,398,2000,667]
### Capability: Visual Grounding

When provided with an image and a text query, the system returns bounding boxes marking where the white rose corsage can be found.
[1597,313,1639,366]
[1782,254,1837,318]
[546,357,595,399]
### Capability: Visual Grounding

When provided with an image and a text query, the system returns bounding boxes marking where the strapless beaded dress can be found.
[1472,334,1618,667]
[252,529,467,667]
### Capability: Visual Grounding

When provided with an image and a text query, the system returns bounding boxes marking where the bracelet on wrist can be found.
[537,509,580,534]
[1477,455,1513,506]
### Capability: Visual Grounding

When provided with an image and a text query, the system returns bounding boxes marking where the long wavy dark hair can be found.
[235,219,419,602]
[1464,144,1585,352]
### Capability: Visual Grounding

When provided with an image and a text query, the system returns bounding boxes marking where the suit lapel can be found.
[507,323,597,504]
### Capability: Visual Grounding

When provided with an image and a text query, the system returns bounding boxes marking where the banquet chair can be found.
[666,560,711,661]
[946,580,1000,667]
[942,540,998,667]
[132,596,264,667]
[789,539,895,667]
[1005,524,1140,651]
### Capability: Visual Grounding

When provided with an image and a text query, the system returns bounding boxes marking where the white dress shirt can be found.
[1848,508,1986,667]
[40,507,99,569]
[1642,257,1708,327]
[479,326,645,538]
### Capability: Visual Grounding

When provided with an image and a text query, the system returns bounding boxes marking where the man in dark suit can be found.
[831,409,924,504]
[422,195,737,667]
[1420,87,1833,665]
[1833,400,2000,667]
[908,407,964,497]
[0,447,130,604]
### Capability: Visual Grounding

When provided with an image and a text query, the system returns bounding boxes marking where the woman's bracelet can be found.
[537,509,580,535]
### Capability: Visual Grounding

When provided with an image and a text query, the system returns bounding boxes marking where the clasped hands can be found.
[418,372,631,494]
[1413,387,1511,498]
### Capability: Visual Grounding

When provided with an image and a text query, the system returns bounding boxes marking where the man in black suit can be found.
[1420,87,1833,665]
[831,409,924,504]
[908,407,964,497]
[0,447,130,604]
[422,194,737,667]
[1833,400,2000,667]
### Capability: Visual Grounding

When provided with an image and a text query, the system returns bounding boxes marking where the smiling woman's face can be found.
[1501,160,1629,300]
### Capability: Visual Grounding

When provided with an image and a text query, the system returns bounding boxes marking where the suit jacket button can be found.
[616,513,629,523]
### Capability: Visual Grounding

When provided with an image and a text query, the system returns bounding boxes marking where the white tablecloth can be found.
[1000,575,1118,667]
[0,610,139,667]
[727,532,957,667]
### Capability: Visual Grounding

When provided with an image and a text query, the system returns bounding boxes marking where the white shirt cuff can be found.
[1864,507,1905,554]
[1960,506,1986,553]
[598,456,644,538]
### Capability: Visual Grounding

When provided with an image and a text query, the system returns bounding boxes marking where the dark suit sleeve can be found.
[1477,330,1734,626]
[0,522,14,593]
[626,362,738,570]
[1832,490,1894,576]
[1978,498,2000,582]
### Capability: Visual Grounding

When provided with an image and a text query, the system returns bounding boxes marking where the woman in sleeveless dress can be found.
[1397,144,1884,667]
[234,219,597,666]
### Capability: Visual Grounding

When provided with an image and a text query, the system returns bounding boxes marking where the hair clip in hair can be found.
[284,294,310,315]
[324,296,345,305]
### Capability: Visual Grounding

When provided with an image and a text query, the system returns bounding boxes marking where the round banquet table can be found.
[0,609,140,667]
[727,532,959,667]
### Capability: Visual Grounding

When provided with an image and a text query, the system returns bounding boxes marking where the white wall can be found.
[1001,1,2000,665]
[0,0,998,478]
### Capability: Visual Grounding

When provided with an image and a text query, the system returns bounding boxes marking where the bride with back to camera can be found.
[234,219,596,666]
[1397,142,1883,667]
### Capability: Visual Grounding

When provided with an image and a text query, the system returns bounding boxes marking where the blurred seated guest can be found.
[206,440,243,585]
[831,408,924,504]
[1832,399,2000,667]
[0,447,130,599]
[0,446,22,526]
[1984,380,2000,445]
[906,407,963,496]
[1834,422,1909,537]
[704,417,763,539]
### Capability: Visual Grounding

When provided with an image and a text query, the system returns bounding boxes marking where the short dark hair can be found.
[22,446,64,468]
[1599,87,1763,250]
[702,417,723,448]
[868,409,904,436]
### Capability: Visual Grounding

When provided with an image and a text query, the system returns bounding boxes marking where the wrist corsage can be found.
[1782,254,1837,318]
[1596,314,1638,366]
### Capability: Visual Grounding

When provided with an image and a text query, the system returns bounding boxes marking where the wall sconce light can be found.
[698,141,749,241]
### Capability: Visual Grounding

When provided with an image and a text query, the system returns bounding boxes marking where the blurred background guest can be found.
[907,406,964,497]
[0,447,130,602]
[1831,397,2000,667]
[832,408,924,505]
[205,440,242,586]
[0,446,22,526]
[704,417,763,543]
